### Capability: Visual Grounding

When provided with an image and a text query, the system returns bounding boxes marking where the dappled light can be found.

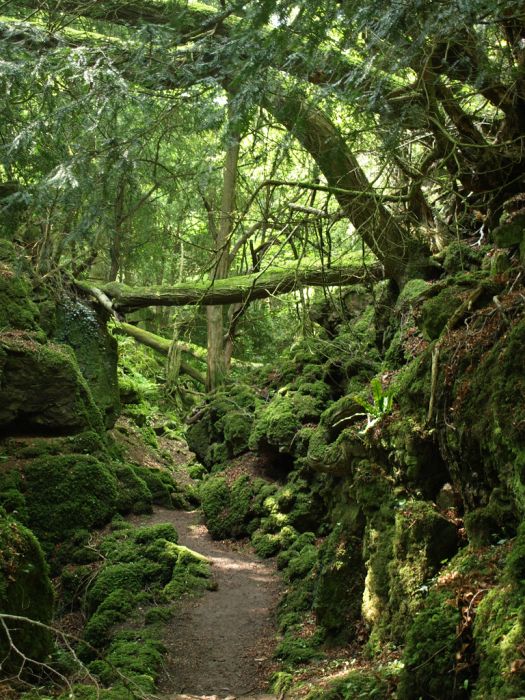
[1,1,525,698]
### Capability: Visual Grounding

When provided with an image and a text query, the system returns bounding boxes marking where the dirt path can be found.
[131,507,281,697]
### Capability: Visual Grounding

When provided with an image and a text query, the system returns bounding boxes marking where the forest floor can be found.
[129,507,281,699]
[112,427,283,698]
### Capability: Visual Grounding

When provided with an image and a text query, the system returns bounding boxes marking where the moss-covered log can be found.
[90,263,383,312]
[118,323,206,385]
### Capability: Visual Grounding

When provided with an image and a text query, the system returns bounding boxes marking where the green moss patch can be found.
[0,513,54,672]
[20,454,118,545]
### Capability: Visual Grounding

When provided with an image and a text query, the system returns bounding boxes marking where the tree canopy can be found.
[1,0,524,383]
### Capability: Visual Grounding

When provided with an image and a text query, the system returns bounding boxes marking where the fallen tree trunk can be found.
[91,263,383,312]
[117,323,206,385]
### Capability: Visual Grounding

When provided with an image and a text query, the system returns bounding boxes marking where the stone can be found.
[54,299,120,428]
[0,332,104,434]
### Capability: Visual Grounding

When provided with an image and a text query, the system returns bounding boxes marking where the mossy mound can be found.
[131,464,181,508]
[114,464,153,515]
[200,473,276,539]
[304,665,399,700]
[74,520,211,691]
[249,390,325,457]
[186,383,261,466]
[0,332,104,434]
[0,512,54,673]
[19,454,118,545]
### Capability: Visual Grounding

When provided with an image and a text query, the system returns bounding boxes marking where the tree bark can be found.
[206,102,240,391]
[93,262,383,311]
[264,91,426,284]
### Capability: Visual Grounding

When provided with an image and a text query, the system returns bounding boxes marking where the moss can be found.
[305,665,399,699]
[313,519,366,639]
[0,513,54,671]
[6,431,108,459]
[87,561,159,612]
[307,423,367,475]
[464,487,517,546]
[284,543,318,581]
[200,473,268,539]
[0,262,41,332]
[103,630,166,692]
[250,391,324,456]
[186,383,261,465]
[439,317,525,515]
[76,521,210,684]
[206,441,229,468]
[274,630,324,667]
[163,544,212,598]
[115,464,153,515]
[493,216,525,247]
[276,531,316,570]
[0,467,28,522]
[20,455,118,544]
[131,465,173,507]
[0,334,104,433]
[144,606,173,624]
[398,589,464,699]
[188,462,207,480]
[252,525,298,558]
[443,241,485,273]
[185,420,212,463]
[505,521,525,583]
[420,286,466,340]
[222,409,253,456]
[472,584,525,698]
[54,299,120,428]
[84,608,128,648]
[362,499,459,646]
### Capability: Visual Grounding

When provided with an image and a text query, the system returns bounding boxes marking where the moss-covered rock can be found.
[20,454,118,543]
[472,526,525,698]
[398,589,463,699]
[442,241,486,274]
[250,389,327,458]
[0,332,104,434]
[186,383,261,466]
[115,464,153,515]
[493,216,525,248]
[0,513,54,671]
[131,465,176,508]
[0,264,40,332]
[313,517,366,639]
[54,299,120,428]
[362,498,458,647]
[200,473,272,539]
[2,431,108,460]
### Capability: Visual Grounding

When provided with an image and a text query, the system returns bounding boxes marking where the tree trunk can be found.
[116,322,206,385]
[93,262,383,311]
[206,102,241,391]
[265,91,427,284]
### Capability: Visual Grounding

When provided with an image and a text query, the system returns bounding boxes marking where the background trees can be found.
[1,0,523,385]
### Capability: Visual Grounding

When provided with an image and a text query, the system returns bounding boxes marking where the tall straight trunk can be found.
[109,180,125,282]
[206,103,241,391]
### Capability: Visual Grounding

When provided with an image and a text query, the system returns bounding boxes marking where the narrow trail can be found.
[131,507,281,698]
